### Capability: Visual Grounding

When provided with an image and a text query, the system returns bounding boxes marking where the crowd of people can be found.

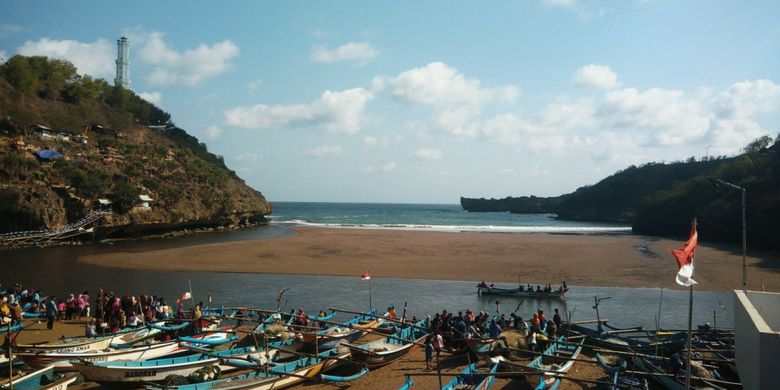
[0,283,198,334]
[421,306,566,369]
[477,281,568,293]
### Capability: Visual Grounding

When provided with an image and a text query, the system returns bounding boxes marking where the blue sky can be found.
[2,1,779,203]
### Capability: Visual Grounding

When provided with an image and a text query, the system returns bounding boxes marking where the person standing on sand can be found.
[46,295,57,330]
[432,331,444,360]
[425,336,434,369]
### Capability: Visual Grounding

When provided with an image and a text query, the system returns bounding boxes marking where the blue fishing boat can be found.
[565,322,687,353]
[345,319,429,368]
[0,365,78,390]
[0,322,22,333]
[441,361,499,390]
[143,348,359,389]
[398,375,414,390]
[71,345,268,384]
[594,353,648,390]
[301,309,378,351]
[148,320,192,332]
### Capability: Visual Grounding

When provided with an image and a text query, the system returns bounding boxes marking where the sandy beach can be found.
[79,226,780,292]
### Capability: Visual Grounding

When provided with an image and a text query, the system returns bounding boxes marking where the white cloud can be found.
[707,79,780,150]
[363,133,402,147]
[0,50,7,64]
[363,136,379,146]
[363,162,397,173]
[17,38,114,79]
[712,79,780,120]
[433,107,481,137]
[310,42,378,64]
[415,148,442,161]
[596,87,709,145]
[233,153,262,162]
[573,64,619,90]
[247,78,264,92]
[224,87,373,134]
[543,0,577,7]
[538,99,596,130]
[138,32,239,86]
[375,62,519,107]
[206,125,222,139]
[306,145,343,157]
[139,91,162,105]
[0,23,22,38]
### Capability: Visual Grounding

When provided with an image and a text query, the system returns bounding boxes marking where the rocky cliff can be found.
[0,55,271,240]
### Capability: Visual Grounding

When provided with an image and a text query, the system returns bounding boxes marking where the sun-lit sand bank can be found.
[78,226,780,292]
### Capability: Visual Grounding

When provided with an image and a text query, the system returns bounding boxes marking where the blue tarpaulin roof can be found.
[35,149,64,160]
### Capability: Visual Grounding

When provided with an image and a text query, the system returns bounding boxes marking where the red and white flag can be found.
[669,222,698,287]
[177,291,192,304]
[361,272,371,280]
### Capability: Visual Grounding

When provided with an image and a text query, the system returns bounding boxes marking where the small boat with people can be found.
[476,281,568,299]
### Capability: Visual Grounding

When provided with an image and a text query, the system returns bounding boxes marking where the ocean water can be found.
[269,202,632,234]
[2,202,732,329]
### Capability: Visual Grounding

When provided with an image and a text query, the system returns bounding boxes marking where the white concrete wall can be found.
[734,290,780,390]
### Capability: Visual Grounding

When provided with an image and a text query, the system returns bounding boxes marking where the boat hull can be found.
[477,286,565,299]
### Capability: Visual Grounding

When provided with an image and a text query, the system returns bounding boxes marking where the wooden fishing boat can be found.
[177,331,238,347]
[565,322,687,354]
[465,336,506,358]
[398,375,413,390]
[498,337,583,390]
[17,339,187,369]
[529,339,583,390]
[477,285,567,299]
[594,353,648,390]
[441,361,500,390]
[148,321,193,332]
[71,346,271,385]
[142,349,356,390]
[0,322,23,333]
[597,373,649,390]
[631,353,731,390]
[0,365,78,390]
[345,320,428,368]
[16,333,118,353]
[301,310,377,350]
[110,325,162,348]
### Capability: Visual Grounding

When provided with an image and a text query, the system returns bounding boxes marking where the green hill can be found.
[462,137,780,249]
[0,55,272,240]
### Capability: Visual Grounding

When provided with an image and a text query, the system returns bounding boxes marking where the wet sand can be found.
[79,227,779,292]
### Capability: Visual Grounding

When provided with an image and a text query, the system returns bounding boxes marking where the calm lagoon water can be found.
[0,203,732,330]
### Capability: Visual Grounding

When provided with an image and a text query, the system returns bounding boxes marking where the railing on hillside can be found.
[0,210,111,245]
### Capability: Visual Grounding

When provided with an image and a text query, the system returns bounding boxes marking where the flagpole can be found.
[368,276,372,311]
[685,281,694,390]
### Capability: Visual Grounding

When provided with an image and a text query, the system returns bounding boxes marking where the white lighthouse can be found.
[114,37,130,89]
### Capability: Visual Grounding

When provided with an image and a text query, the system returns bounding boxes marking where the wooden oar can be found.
[592,348,670,360]
[569,319,609,325]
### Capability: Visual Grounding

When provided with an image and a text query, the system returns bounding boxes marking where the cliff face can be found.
[0,55,271,239]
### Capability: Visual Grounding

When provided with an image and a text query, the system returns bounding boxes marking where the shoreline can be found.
[76,226,780,292]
